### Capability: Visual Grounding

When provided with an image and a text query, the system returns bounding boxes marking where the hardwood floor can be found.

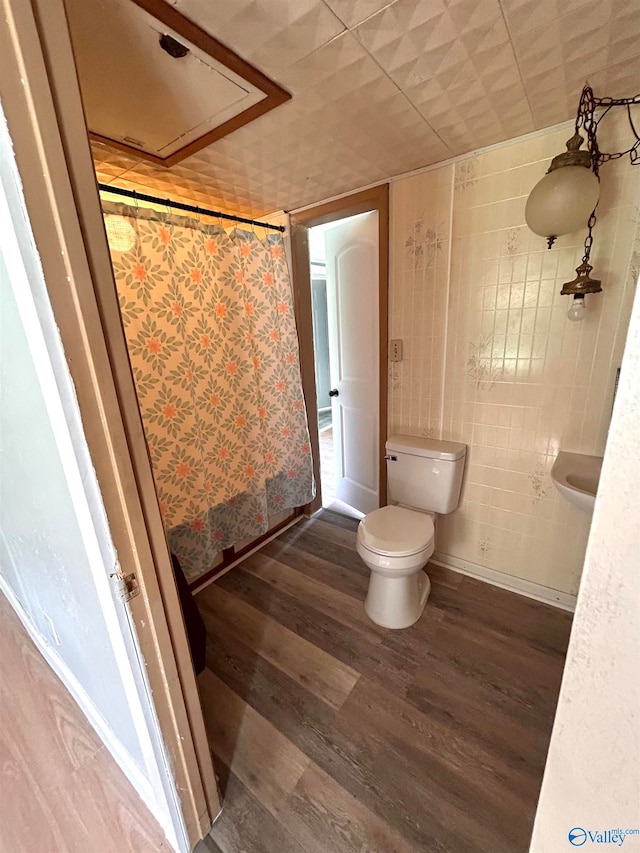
[196,510,572,853]
[0,591,168,853]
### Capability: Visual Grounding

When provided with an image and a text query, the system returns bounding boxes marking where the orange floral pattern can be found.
[104,203,314,581]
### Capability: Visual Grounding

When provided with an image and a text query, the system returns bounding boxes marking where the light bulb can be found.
[525,165,600,244]
[567,295,586,322]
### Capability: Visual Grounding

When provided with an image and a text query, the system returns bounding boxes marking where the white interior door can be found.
[325,211,379,514]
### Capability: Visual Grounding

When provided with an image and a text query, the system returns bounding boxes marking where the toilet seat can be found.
[358,505,434,557]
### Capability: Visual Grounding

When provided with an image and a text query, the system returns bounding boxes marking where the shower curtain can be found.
[103,202,314,582]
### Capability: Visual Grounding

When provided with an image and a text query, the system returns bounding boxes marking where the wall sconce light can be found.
[525,85,640,320]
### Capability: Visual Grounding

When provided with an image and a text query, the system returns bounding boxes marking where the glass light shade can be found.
[525,165,599,241]
[567,295,586,322]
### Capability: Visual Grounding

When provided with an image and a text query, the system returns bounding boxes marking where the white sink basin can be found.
[551,451,603,513]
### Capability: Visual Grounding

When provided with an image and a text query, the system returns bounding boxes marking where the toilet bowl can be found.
[357,434,466,629]
[357,505,434,629]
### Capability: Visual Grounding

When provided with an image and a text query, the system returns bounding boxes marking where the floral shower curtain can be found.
[103,202,314,582]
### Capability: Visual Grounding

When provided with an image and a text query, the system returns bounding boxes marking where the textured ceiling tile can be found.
[512,0,640,78]
[500,0,609,39]
[88,0,640,218]
[447,0,509,35]
[334,91,453,166]
[167,115,378,213]
[323,0,399,29]
[170,0,345,75]
[278,30,389,95]
[434,108,532,154]
[354,0,450,87]
[527,55,640,130]
[104,176,244,216]
[94,167,119,184]
[512,0,640,127]
[588,55,640,98]
[90,141,140,176]
[403,36,534,155]
[355,0,511,89]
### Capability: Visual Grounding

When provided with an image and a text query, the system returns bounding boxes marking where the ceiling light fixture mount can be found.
[525,85,640,318]
[159,33,189,59]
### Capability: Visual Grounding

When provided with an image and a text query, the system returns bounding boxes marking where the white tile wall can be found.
[389,112,640,595]
[389,164,453,439]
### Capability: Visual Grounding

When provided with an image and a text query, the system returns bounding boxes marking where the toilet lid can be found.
[358,506,434,557]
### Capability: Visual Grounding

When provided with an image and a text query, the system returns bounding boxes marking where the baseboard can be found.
[430,552,577,612]
[0,576,158,819]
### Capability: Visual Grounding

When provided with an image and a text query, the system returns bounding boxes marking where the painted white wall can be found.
[530,276,640,849]
[0,246,145,769]
[0,109,179,849]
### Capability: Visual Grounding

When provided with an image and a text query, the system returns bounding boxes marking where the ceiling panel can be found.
[499,0,594,39]
[169,0,346,75]
[502,0,640,128]
[354,0,511,89]
[323,0,399,29]
[67,0,271,158]
[83,0,640,217]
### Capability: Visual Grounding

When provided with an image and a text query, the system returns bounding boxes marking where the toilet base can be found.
[364,569,431,629]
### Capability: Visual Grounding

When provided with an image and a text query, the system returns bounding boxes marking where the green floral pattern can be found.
[104,203,314,581]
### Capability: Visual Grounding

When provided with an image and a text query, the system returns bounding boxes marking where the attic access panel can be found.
[65,0,291,167]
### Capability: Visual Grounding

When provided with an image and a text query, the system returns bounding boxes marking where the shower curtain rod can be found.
[98,183,286,232]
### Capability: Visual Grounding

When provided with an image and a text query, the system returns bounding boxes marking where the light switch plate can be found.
[390,339,403,362]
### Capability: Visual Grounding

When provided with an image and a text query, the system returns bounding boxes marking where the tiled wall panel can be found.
[390,114,640,595]
[389,164,453,439]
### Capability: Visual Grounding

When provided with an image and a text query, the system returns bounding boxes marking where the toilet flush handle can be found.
[384,454,397,461]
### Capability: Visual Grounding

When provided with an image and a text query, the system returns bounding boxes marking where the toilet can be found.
[357,434,466,629]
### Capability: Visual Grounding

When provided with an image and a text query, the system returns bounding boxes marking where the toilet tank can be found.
[386,434,466,514]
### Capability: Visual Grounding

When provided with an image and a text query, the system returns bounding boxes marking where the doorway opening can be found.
[308,213,378,519]
[290,185,389,521]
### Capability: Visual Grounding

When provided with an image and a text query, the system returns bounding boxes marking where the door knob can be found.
[329,388,339,397]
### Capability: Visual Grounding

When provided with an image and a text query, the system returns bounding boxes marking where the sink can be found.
[551,451,603,513]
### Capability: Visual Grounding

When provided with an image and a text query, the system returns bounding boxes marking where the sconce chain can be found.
[575,85,600,176]
[574,85,640,262]
[575,86,640,177]
[582,209,597,266]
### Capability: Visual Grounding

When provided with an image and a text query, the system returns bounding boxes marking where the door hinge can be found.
[110,566,140,603]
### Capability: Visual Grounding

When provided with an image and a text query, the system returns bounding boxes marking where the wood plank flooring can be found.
[0,591,169,853]
[196,510,572,853]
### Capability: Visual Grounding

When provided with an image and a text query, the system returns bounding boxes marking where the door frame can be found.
[1,0,220,848]
[290,185,389,514]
